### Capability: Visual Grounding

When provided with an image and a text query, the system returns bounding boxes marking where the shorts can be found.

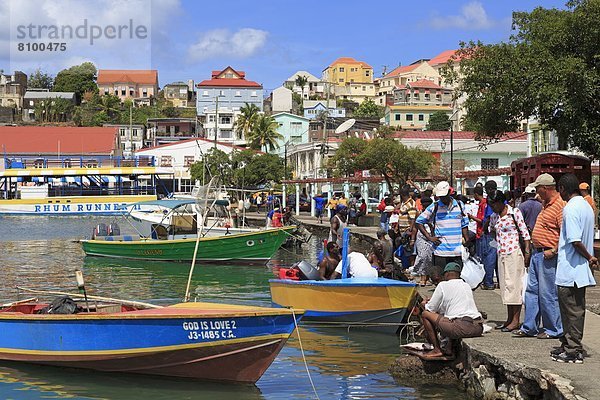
[436,315,483,339]
[430,255,463,279]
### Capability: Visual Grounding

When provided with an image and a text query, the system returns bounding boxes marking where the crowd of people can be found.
[321,173,598,364]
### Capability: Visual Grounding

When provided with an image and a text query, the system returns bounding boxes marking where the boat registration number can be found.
[182,320,237,340]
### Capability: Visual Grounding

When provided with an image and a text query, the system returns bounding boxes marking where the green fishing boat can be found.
[80,227,294,263]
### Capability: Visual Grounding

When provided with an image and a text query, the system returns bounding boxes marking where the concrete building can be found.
[103,124,145,156]
[196,66,263,146]
[163,81,195,108]
[272,112,310,157]
[377,61,439,103]
[333,82,377,104]
[286,139,341,180]
[270,86,293,113]
[22,91,76,122]
[134,138,251,193]
[0,71,27,109]
[384,79,452,130]
[303,100,346,120]
[323,57,373,87]
[147,118,197,147]
[97,70,159,105]
[284,71,325,99]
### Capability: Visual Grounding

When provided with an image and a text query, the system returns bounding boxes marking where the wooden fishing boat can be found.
[0,299,302,383]
[80,227,294,263]
[269,228,418,333]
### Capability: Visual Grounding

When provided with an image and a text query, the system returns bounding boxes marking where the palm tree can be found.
[234,103,260,141]
[295,75,309,99]
[248,114,283,153]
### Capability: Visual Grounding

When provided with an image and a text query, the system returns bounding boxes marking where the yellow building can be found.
[322,57,373,87]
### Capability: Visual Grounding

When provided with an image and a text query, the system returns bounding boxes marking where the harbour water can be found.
[0,216,462,399]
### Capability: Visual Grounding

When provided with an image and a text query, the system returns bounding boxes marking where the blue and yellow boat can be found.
[269,228,418,334]
[0,300,302,383]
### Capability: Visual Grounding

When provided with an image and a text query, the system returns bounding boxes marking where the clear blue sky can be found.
[1,0,568,93]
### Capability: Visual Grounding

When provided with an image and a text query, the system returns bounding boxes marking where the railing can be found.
[4,155,156,169]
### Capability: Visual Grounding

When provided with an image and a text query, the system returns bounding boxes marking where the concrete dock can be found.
[257,212,600,399]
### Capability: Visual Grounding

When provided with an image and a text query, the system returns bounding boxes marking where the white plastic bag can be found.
[461,257,485,289]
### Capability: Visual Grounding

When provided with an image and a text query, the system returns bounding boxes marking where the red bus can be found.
[511,152,591,191]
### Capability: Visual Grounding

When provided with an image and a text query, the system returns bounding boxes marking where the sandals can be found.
[512,330,533,338]
[537,332,558,340]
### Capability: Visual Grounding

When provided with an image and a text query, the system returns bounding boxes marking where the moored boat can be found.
[269,228,418,333]
[80,227,295,263]
[0,299,302,383]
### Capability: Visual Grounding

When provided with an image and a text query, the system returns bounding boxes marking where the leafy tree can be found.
[426,111,451,131]
[295,75,309,98]
[33,97,74,122]
[352,99,384,118]
[99,94,121,118]
[235,152,285,187]
[189,148,233,184]
[443,0,600,156]
[28,69,53,89]
[328,137,368,177]
[234,103,260,141]
[374,125,398,138]
[53,62,98,100]
[247,114,283,152]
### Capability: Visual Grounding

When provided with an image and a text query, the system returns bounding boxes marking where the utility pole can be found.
[214,96,219,149]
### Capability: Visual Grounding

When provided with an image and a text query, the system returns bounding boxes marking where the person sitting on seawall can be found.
[330,250,378,279]
[419,262,484,360]
[318,242,342,280]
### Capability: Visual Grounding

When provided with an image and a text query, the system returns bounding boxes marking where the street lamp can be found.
[448,109,459,187]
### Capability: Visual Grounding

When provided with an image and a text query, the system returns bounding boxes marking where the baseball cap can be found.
[384,205,395,212]
[443,262,462,274]
[434,181,450,197]
[579,182,590,190]
[524,185,536,194]
[389,214,399,224]
[530,173,556,187]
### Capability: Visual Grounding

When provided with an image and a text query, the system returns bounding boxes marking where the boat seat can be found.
[94,235,140,242]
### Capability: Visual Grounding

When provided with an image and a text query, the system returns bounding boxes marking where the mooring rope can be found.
[291,308,320,400]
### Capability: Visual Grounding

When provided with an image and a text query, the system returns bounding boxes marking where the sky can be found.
[0,0,568,94]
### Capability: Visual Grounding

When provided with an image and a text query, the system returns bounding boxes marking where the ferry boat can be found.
[0,156,173,216]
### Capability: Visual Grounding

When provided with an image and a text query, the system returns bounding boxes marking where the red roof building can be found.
[97,70,159,104]
[429,49,460,67]
[196,66,262,88]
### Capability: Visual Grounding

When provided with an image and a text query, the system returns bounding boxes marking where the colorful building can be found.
[376,60,439,105]
[97,70,159,105]
[272,112,310,157]
[303,100,346,120]
[322,57,373,88]
[196,67,263,146]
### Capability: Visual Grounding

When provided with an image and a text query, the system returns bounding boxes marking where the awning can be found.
[101,176,118,183]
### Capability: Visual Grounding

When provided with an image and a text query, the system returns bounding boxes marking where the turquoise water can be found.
[0,216,463,399]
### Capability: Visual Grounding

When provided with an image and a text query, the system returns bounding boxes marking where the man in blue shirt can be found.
[519,185,542,232]
[416,181,470,283]
[552,174,598,364]
[313,194,326,224]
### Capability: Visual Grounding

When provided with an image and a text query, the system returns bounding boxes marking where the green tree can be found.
[374,125,398,139]
[53,62,98,100]
[99,94,121,118]
[426,111,451,131]
[352,99,384,118]
[28,68,53,89]
[234,103,260,141]
[247,114,283,152]
[236,152,285,186]
[444,0,600,156]
[328,137,368,177]
[295,75,309,99]
[189,148,233,184]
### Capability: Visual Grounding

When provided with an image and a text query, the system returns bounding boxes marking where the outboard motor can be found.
[295,260,321,281]
[108,223,120,236]
[92,223,108,239]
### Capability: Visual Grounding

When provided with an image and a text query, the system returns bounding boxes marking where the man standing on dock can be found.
[415,181,470,283]
[552,174,598,364]
[513,174,564,339]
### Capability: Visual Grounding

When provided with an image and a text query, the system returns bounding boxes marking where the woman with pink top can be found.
[488,190,531,332]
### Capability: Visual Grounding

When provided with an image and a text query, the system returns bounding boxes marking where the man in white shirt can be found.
[330,251,378,279]
[421,262,483,360]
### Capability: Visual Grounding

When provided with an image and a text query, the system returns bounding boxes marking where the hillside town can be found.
[0,50,553,197]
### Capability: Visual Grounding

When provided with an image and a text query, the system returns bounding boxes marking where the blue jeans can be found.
[476,234,497,288]
[520,251,563,337]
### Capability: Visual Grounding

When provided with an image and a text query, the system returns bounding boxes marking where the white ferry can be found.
[0,159,173,216]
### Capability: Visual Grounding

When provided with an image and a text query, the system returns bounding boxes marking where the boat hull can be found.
[0,302,301,383]
[269,277,418,333]
[0,195,157,216]
[80,227,294,263]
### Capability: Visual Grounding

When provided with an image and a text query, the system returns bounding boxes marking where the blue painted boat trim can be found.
[268,277,417,287]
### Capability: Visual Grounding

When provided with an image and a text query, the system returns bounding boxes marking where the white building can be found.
[134,138,249,193]
[287,140,341,180]
[103,124,145,157]
[271,86,293,113]
[284,71,325,99]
